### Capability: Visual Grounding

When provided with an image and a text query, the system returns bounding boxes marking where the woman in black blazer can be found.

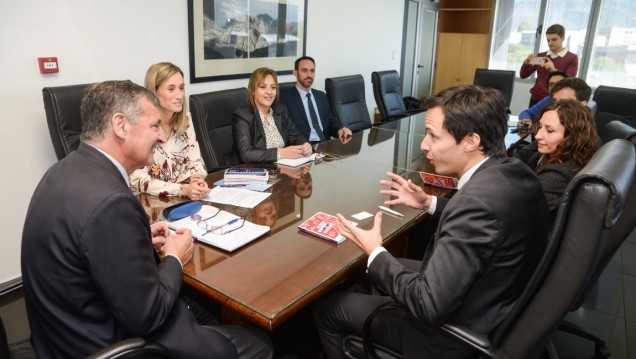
[233,67,311,163]
[530,99,599,228]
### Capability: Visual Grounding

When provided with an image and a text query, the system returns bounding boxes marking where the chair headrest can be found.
[600,120,636,144]
[561,139,635,228]
[327,75,365,103]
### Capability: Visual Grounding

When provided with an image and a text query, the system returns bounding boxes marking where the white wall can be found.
[0,0,405,283]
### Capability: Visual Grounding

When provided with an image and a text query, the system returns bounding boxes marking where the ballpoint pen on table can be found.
[220,184,247,187]
[378,206,404,217]
[203,217,241,236]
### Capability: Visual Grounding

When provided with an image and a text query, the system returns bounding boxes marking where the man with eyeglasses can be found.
[21,80,273,359]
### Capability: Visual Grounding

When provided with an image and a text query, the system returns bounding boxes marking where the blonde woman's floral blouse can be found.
[129,113,207,196]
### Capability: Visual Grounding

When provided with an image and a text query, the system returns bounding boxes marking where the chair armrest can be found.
[439,323,510,359]
[359,302,511,359]
[86,337,175,359]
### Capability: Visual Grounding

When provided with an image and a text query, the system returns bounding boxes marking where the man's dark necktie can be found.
[306,93,326,141]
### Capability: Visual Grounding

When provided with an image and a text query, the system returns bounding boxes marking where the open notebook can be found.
[167,205,270,252]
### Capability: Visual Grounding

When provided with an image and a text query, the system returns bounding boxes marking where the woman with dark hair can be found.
[129,62,210,200]
[233,67,311,163]
[530,99,599,227]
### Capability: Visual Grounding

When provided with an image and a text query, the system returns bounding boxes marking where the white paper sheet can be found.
[275,153,317,167]
[203,187,271,208]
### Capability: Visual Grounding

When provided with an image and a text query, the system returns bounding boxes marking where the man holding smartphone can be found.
[520,24,579,106]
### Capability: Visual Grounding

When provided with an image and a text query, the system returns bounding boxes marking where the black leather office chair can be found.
[600,120,636,144]
[473,69,515,113]
[86,338,175,359]
[593,85,636,134]
[278,81,296,95]
[189,88,247,171]
[325,75,372,132]
[557,121,636,358]
[371,70,407,120]
[343,139,636,359]
[43,83,92,160]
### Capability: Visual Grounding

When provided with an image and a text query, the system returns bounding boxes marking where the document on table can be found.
[213,179,273,192]
[167,205,270,252]
[203,186,271,208]
[276,153,317,167]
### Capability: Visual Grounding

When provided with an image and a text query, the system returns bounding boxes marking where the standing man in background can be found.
[520,24,578,106]
[280,56,351,144]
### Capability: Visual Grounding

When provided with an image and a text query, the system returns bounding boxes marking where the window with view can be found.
[489,0,636,88]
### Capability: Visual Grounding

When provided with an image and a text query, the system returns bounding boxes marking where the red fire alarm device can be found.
[38,57,59,74]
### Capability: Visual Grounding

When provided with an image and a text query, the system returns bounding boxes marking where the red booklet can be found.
[420,172,458,189]
[298,212,346,244]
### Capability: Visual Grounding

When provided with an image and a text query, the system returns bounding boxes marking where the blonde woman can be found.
[130,62,210,199]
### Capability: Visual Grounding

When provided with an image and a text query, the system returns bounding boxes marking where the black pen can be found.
[220,184,247,187]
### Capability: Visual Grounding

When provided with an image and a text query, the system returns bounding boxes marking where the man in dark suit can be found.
[279,56,352,143]
[21,80,272,358]
[315,86,549,358]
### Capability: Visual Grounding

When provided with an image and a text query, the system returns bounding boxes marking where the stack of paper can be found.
[224,167,269,184]
[276,153,317,167]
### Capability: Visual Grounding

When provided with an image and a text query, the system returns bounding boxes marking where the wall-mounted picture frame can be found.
[188,0,307,83]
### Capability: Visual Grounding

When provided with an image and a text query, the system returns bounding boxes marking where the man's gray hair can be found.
[80,80,159,141]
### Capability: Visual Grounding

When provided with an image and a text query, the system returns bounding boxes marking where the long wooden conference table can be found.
[137,113,454,331]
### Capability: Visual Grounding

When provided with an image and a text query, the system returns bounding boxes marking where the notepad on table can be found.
[167,205,270,252]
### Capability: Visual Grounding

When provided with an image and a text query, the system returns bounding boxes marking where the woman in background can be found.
[233,67,311,163]
[529,99,599,228]
[130,62,210,200]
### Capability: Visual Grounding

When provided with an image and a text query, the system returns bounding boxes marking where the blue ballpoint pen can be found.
[220,184,247,187]
[203,218,241,235]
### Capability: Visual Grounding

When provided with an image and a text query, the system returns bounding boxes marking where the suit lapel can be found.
[272,105,284,135]
[252,109,267,141]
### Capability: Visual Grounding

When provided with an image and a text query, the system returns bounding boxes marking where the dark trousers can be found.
[313,291,398,359]
[149,297,273,359]
[313,258,477,358]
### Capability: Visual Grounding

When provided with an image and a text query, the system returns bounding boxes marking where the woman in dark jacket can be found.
[529,99,599,228]
[233,67,311,163]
